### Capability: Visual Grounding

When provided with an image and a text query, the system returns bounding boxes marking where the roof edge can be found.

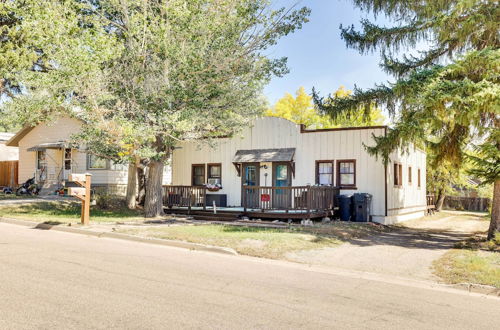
[300,124,388,133]
[5,125,36,147]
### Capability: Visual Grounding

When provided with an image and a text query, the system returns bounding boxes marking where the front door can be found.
[63,148,72,180]
[273,163,292,209]
[241,163,260,208]
[36,150,47,183]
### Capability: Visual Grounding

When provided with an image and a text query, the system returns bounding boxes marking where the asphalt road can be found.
[0,222,498,330]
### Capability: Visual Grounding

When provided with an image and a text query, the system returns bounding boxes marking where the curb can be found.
[449,283,500,297]
[0,217,237,256]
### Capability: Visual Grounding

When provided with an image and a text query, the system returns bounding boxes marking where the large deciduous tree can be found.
[314,0,500,239]
[77,0,310,217]
[266,86,384,128]
[1,1,309,217]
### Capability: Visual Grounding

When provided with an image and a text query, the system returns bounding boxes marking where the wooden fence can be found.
[444,196,491,212]
[0,161,18,187]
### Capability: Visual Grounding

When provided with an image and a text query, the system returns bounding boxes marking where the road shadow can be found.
[346,226,486,250]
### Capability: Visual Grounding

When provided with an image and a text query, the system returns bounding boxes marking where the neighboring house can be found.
[0,132,18,161]
[171,117,426,224]
[6,116,171,195]
[0,132,19,187]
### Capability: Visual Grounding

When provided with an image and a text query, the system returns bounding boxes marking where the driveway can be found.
[0,222,498,330]
[287,212,489,281]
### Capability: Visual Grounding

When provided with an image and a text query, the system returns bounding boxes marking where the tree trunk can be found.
[435,189,446,211]
[137,159,148,206]
[125,159,138,209]
[144,159,165,217]
[487,179,500,240]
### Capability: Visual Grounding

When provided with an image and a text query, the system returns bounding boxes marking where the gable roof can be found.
[5,125,36,147]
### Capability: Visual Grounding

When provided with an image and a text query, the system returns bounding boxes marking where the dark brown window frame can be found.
[315,160,335,186]
[394,163,403,187]
[207,163,222,185]
[336,159,356,188]
[417,168,421,188]
[191,164,205,186]
[408,166,412,185]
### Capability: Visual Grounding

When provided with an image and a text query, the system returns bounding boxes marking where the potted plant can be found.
[205,183,222,192]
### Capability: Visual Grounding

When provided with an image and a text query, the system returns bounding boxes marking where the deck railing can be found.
[163,185,207,212]
[242,185,339,213]
[163,185,339,215]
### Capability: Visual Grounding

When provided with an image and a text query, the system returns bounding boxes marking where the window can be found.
[36,151,46,170]
[64,148,72,170]
[207,163,222,185]
[408,166,412,185]
[337,160,356,187]
[88,154,107,169]
[192,164,205,186]
[418,168,421,188]
[394,163,403,187]
[316,161,334,185]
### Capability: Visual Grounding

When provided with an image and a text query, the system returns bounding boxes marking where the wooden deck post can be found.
[306,185,311,219]
[188,188,192,215]
[203,187,207,211]
[243,187,247,213]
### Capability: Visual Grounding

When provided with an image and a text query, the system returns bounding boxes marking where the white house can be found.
[0,132,18,161]
[170,117,426,224]
[0,132,19,187]
[6,116,171,195]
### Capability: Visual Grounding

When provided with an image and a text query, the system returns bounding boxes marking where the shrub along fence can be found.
[444,196,491,212]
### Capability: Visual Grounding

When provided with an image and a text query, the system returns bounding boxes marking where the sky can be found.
[264,0,393,104]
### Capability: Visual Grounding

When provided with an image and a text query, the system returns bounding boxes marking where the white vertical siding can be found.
[172,117,389,216]
[386,145,427,222]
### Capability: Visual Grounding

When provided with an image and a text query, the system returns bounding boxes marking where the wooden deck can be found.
[163,185,339,220]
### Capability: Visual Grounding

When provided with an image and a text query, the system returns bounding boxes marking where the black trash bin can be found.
[336,194,353,221]
[353,193,372,222]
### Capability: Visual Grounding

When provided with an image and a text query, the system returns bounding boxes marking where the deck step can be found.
[189,215,240,221]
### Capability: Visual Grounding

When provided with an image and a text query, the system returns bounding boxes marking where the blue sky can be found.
[264,0,393,104]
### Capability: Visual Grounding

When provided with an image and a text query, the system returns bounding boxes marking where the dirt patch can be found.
[288,212,490,281]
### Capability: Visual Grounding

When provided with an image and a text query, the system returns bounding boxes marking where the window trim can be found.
[36,150,46,170]
[191,164,205,186]
[394,162,403,187]
[336,159,356,188]
[207,163,222,185]
[315,160,335,186]
[408,166,412,185]
[87,154,108,170]
[417,168,421,188]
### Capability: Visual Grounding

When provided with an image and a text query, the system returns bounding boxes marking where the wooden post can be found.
[82,174,91,225]
[243,187,247,213]
[203,187,207,211]
[68,173,91,226]
[306,185,311,219]
[188,188,192,215]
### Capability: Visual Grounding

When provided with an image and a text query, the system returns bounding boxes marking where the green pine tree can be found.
[313,0,500,239]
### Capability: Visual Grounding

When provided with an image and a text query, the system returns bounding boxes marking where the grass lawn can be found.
[0,201,145,224]
[0,194,38,201]
[117,224,360,259]
[433,249,500,288]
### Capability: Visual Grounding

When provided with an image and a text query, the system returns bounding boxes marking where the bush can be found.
[94,193,126,210]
